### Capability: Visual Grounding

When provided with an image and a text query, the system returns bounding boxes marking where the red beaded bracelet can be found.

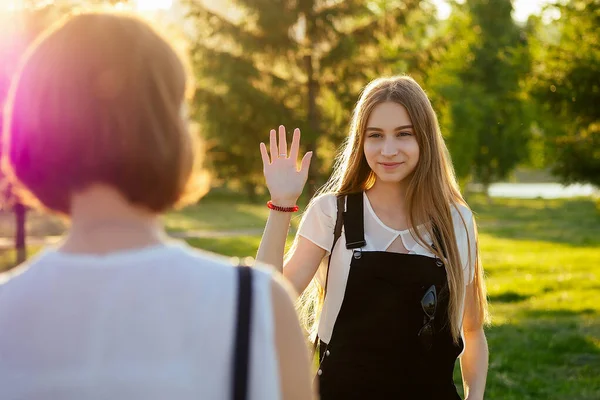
[267,200,299,213]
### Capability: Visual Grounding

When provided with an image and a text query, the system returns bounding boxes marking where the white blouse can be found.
[296,192,477,344]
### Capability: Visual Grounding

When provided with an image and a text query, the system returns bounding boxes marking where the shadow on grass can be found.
[523,308,597,318]
[469,196,600,247]
[454,313,600,400]
[489,291,532,304]
[184,235,295,259]
[184,236,262,258]
[165,193,312,233]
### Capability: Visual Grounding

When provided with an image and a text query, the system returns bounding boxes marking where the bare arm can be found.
[460,281,489,400]
[256,209,293,275]
[271,274,316,400]
[257,125,320,294]
[257,214,327,295]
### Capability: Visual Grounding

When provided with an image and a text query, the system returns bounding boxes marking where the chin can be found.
[374,173,411,184]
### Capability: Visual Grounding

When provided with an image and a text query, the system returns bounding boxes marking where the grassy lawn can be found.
[466,197,600,400]
[1,195,598,399]
[163,192,306,233]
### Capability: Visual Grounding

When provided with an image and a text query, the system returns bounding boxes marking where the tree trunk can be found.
[304,53,320,200]
[481,172,493,205]
[459,176,472,202]
[244,181,258,203]
[14,202,26,265]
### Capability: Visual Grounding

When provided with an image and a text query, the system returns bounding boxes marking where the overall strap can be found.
[343,192,366,249]
[232,265,253,400]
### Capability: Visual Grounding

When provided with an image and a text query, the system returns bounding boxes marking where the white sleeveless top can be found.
[296,192,477,344]
[0,242,280,400]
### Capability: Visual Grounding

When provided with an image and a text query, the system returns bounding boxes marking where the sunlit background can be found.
[0,0,560,18]
[135,0,172,10]
[0,1,598,398]
[0,0,173,10]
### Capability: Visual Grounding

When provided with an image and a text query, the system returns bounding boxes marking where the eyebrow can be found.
[365,125,414,131]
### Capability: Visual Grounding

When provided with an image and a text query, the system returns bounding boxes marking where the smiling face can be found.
[363,101,420,185]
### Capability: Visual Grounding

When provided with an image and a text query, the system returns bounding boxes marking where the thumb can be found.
[300,151,313,174]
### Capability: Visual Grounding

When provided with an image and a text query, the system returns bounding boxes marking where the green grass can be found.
[184,236,264,258]
[455,196,600,399]
[165,201,271,232]
[459,233,600,399]
[1,195,599,399]
[0,246,43,272]
[163,189,307,233]
[471,196,599,247]
[184,236,296,258]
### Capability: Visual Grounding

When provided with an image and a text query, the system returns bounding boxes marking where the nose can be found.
[381,137,398,157]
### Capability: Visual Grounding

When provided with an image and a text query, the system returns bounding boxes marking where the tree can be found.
[425,6,485,189]
[530,0,600,187]
[186,0,428,199]
[427,0,533,192]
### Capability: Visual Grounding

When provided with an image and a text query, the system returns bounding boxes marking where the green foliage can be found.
[428,0,533,187]
[530,0,600,187]
[426,7,483,182]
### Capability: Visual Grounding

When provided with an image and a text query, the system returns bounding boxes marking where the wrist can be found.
[267,200,299,213]
[270,198,298,208]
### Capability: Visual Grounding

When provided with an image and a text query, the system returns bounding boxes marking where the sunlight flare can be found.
[135,0,173,11]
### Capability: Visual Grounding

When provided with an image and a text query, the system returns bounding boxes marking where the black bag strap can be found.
[311,194,345,357]
[232,265,253,400]
[343,192,366,249]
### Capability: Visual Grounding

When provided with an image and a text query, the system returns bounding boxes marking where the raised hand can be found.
[260,125,313,206]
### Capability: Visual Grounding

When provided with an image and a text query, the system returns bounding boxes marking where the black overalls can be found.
[317,193,464,399]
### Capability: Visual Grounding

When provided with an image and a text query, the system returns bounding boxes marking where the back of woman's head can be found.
[2,11,203,215]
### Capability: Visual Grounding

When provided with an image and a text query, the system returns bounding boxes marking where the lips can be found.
[379,162,403,168]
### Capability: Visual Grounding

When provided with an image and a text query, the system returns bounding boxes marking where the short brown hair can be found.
[2,10,205,215]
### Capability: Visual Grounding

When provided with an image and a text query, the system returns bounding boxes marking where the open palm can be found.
[260,125,313,205]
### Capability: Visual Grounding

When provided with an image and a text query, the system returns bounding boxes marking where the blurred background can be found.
[0,0,598,399]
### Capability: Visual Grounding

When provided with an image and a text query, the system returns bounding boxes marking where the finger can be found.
[269,129,278,161]
[300,151,313,174]
[278,125,287,158]
[290,128,300,161]
[260,142,270,166]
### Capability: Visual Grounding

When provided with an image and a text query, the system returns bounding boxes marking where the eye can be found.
[368,132,382,138]
[398,131,413,137]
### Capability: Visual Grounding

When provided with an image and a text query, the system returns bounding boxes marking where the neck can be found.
[60,184,167,254]
[367,178,410,210]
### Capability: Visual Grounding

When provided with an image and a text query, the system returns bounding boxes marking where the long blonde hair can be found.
[297,76,488,344]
